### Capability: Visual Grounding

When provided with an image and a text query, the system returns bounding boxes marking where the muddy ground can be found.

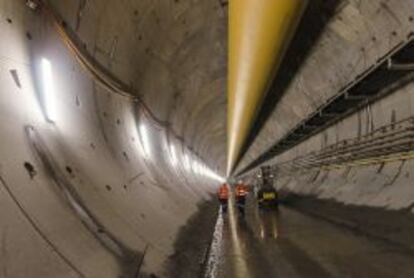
[163,196,219,278]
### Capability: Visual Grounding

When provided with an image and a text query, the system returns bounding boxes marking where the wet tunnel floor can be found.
[203,197,414,278]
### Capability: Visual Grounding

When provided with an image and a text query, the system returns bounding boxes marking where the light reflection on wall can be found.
[171,145,224,182]
[40,58,57,123]
[184,154,191,171]
[139,123,151,158]
[169,144,178,167]
[131,122,225,182]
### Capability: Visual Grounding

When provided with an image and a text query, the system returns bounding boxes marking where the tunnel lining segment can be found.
[39,0,217,173]
[239,34,414,175]
[265,115,414,177]
[0,171,86,278]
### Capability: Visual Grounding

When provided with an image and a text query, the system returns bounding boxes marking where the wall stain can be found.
[92,82,109,144]
[75,0,87,31]
[384,160,405,187]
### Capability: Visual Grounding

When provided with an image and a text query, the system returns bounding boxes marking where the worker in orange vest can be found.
[235,180,249,216]
[217,183,229,213]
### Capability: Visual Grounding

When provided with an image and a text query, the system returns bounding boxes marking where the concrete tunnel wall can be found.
[232,0,414,207]
[274,79,414,211]
[236,0,414,173]
[231,1,414,239]
[2,0,414,277]
[223,0,414,243]
[0,1,227,277]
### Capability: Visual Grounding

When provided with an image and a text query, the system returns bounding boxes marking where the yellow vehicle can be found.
[257,187,278,209]
[256,166,278,209]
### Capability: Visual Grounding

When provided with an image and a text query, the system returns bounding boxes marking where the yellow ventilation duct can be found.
[227,0,308,176]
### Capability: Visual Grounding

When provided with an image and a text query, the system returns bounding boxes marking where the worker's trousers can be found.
[219,198,228,213]
[236,196,246,216]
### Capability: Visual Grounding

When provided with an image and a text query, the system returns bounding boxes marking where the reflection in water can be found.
[228,194,252,278]
[258,210,279,240]
[204,196,282,278]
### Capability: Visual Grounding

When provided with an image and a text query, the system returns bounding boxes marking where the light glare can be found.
[170,145,178,166]
[139,123,151,157]
[41,58,56,122]
[184,154,191,171]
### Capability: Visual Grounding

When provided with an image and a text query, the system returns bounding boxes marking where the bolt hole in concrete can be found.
[105,184,112,191]
[410,16,414,22]
[6,18,12,23]
[9,69,21,88]
[65,166,73,174]
[23,162,36,178]
[26,31,32,40]
[123,151,129,161]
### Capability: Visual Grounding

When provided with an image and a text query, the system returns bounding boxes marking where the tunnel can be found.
[1,0,414,277]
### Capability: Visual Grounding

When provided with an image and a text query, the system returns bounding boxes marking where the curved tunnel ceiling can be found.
[0,0,227,277]
[50,0,229,172]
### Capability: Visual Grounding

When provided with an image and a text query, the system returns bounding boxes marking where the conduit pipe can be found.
[227,0,307,176]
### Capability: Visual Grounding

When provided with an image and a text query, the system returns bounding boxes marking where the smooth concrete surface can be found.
[204,197,414,278]
[0,1,225,277]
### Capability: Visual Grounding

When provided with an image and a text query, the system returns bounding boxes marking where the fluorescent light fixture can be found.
[130,122,146,156]
[177,150,225,182]
[40,58,56,122]
[139,123,151,157]
[194,162,225,182]
[169,145,178,166]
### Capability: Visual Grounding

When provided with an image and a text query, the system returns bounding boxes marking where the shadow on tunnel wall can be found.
[237,0,342,167]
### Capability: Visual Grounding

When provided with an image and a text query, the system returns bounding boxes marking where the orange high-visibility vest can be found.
[218,184,229,199]
[235,184,248,197]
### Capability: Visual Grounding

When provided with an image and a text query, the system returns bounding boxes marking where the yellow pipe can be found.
[227,0,307,176]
